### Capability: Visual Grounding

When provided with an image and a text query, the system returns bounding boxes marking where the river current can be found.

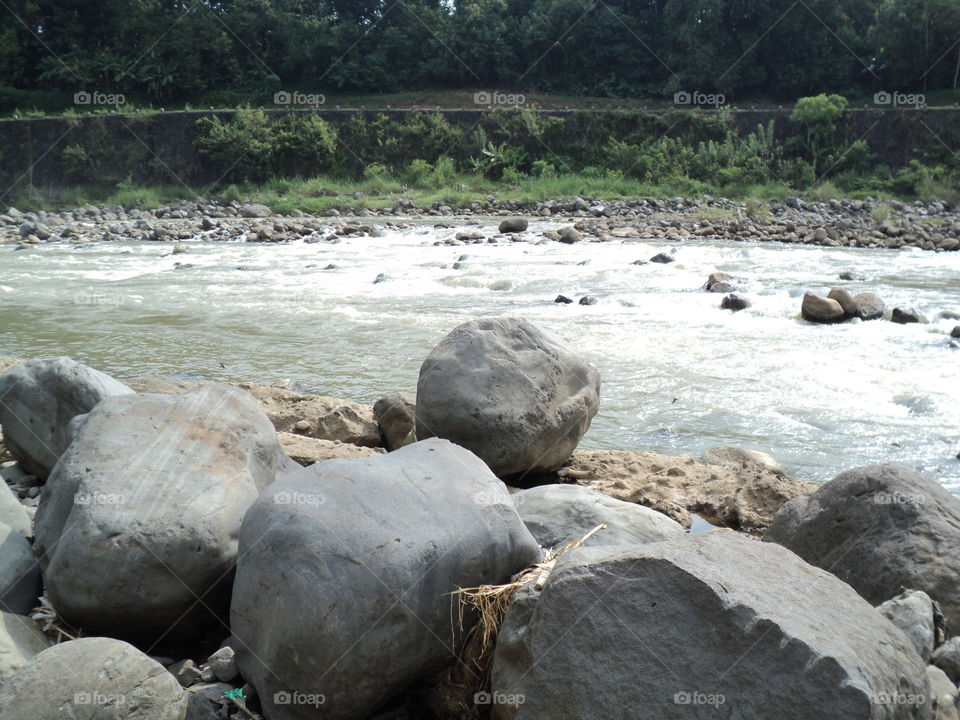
[2,218,958,488]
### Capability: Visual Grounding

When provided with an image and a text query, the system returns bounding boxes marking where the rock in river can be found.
[490,530,929,720]
[499,217,528,233]
[230,438,540,720]
[416,317,600,477]
[801,291,845,324]
[33,384,283,641]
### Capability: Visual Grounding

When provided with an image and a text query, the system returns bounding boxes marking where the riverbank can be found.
[3,192,959,252]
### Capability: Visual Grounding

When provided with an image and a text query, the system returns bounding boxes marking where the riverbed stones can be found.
[853,291,886,320]
[0,637,189,720]
[0,357,133,477]
[765,463,960,630]
[801,291,846,323]
[33,384,283,641]
[0,523,40,614]
[0,613,50,688]
[877,590,937,661]
[490,530,930,720]
[512,484,684,549]
[892,307,924,324]
[499,217,528,233]
[230,438,541,720]
[373,392,417,451]
[415,317,600,477]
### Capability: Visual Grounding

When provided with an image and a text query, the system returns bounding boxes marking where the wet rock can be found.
[373,392,417,451]
[554,295,574,304]
[416,317,600,477]
[839,270,865,281]
[231,439,540,720]
[852,292,886,321]
[801,292,845,323]
[578,296,598,306]
[0,357,133,477]
[491,530,929,720]
[0,523,40,614]
[876,590,936,661]
[499,217,528,233]
[952,326,960,339]
[721,294,750,311]
[891,307,924,324]
[558,226,581,244]
[0,613,51,687]
[827,288,858,319]
[513,484,684,549]
[649,252,674,263]
[765,463,960,630]
[374,272,388,284]
[33,384,283,642]
[0,637,189,719]
[705,272,734,292]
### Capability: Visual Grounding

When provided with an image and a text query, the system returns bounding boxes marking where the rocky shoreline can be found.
[2,315,960,719]
[2,193,959,252]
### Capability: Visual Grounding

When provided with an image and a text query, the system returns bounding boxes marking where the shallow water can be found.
[2,218,959,488]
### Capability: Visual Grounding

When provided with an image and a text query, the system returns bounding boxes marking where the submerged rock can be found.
[891,307,924,324]
[491,531,930,720]
[231,439,540,720]
[721,293,750,311]
[416,317,600,477]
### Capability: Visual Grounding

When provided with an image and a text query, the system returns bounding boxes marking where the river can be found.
[2,218,958,488]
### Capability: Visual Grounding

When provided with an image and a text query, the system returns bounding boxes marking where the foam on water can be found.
[2,221,959,488]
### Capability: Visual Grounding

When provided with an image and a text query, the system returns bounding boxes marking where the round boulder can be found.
[513,484,684,549]
[801,292,845,324]
[891,307,924,324]
[499,217,528,233]
[0,637,188,719]
[765,463,960,631]
[852,292,886,321]
[33,384,283,642]
[415,317,600,477]
[0,358,133,477]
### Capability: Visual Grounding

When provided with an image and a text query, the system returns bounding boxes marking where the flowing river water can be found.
[2,217,959,489]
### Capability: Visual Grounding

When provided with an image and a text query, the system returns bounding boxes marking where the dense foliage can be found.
[1,0,958,109]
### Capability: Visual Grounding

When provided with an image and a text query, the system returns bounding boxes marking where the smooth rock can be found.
[578,296,598,306]
[765,463,960,630]
[801,292,846,323]
[558,226,581,244]
[416,317,600,477]
[0,523,40,614]
[230,438,541,720]
[828,288,858,318]
[877,590,937,661]
[892,307,923,324]
[852,292,886,321]
[0,357,133,477]
[512,484,684,549]
[554,294,573,304]
[0,637,189,719]
[952,326,960,339]
[0,613,50,688]
[33,384,283,641]
[499,217,528,233]
[650,252,674,263]
[373,392,417,451]
[491,530,930,720]
[721,293,750,311]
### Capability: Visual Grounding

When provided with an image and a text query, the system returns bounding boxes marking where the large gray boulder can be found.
[491,530,930,719]
[0,522,40,614]
[33,384,283,641]
[0,637,188,719]
[0,357,133,477]
[0,613,50,688]
[764,464,960,630]
[416,317,600,477]
[513,484,684,548]
[801,292,846,323]
[230,438,541,720]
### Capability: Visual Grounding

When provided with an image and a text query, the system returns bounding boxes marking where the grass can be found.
[2,170,929,215]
